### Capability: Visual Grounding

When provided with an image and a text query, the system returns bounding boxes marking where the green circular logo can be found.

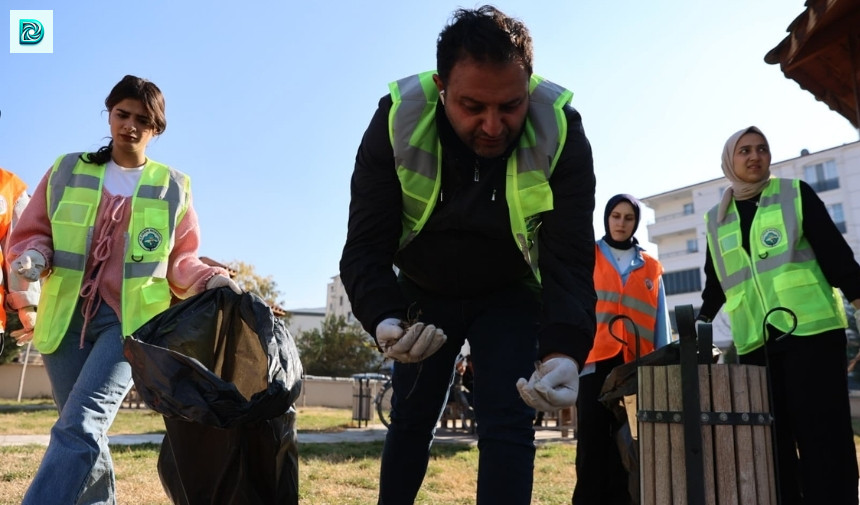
[138,228,162,252]
[761,228,781,247]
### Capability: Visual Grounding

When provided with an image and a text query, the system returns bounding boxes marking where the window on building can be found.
[339,295,343,306]
[683,203,694,215]
[827,203,847,233]
[804,160,839,192]
[686,239,698,253]
[663,268,702,295]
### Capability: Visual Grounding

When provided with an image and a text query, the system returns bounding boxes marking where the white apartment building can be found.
[642,140,860,348]
[285,308,326,339]
[326,274,355,323]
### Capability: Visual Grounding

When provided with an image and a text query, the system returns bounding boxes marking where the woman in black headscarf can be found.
[572,194,671,505]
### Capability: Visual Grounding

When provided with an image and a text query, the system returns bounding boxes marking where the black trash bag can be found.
[123,287,303,505]
[614,421,640,504]
[598,341,721,406]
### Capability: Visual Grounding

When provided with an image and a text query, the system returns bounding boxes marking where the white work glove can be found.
[10,306,36,345]
[376,318,447,363]
[12,250,46,282]
[205,274,242,294]
[516,356,580,411]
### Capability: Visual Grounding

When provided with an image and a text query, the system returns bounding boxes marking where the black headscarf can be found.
[603,193,641,250]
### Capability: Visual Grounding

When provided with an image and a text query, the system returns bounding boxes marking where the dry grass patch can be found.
[0,404,855,504]
[0,441,577,505]
[0,399,166,436]
[0,444,169,505]
[298,441,577,505]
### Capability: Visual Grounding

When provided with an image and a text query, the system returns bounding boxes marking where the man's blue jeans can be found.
[22,302,133,505]
[378,277,540,505]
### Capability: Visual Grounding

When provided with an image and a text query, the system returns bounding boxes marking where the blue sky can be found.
[2,1,858,310]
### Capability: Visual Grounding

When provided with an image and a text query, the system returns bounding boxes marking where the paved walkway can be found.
[0,424,576,447]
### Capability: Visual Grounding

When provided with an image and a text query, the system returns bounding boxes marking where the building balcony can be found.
[647,212,699,239]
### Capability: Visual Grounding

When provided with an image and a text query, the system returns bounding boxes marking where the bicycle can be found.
[375,354,475,432]
[375,376,394,428]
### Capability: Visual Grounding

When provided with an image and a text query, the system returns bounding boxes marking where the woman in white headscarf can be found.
[698,126,859,504]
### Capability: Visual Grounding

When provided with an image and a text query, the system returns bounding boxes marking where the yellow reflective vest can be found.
[32,153,190,353]
[388,71,571,281]
[704,178,846,354]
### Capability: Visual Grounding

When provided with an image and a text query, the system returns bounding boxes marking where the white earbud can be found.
[439,90,446,106]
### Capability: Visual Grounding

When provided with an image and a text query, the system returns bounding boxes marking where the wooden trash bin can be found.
[637,305,776,505]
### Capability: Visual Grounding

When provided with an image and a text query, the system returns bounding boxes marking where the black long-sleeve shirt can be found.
[339,93,596,364]
[699,179,860,321]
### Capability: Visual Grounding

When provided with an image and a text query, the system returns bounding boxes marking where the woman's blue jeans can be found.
[378,277,540,505]
[22,302,133,505]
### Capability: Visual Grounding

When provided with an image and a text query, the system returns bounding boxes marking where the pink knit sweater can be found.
[8,168,227,339]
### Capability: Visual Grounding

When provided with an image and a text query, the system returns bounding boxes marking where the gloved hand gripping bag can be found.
[123,287,303,505]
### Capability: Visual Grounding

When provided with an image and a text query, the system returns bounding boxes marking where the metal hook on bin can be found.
[608,314,642,363]
[759,305,796,505]
[762,306,798,342]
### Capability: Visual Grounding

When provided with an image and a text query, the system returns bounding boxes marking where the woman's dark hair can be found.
[82,75,167,165]
[436,5,533,85]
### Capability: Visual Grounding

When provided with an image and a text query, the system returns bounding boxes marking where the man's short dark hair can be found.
[436,5,534,84]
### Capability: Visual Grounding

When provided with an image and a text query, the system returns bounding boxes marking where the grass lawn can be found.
[0,401,857,504]
[0,403,578,504]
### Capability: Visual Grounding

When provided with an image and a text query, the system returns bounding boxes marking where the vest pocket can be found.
[140,278,170,306]
[772,270,835,322]
[518,182,553,218]
[723,293,759,350]
[144,207,169,229]
[33,275,68,353]
[53,201,94,225]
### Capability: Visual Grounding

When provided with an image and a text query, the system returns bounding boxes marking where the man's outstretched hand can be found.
[376,318,446,363]
[516,356,580,411]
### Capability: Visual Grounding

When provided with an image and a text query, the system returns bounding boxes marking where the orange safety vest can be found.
[587,244,662,364]
[0,168,28,333]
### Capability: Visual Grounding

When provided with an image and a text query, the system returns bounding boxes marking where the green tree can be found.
[227,260,291,323]
[297,315,381,377]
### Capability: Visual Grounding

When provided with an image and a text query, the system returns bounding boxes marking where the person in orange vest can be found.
[0,167,40,348]
[572,194,671,505]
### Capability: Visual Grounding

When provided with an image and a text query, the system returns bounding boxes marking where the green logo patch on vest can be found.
[760,228,781,247]
[138,228,163,252]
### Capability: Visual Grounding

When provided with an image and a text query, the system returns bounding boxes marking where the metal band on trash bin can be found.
[638,409,773,426]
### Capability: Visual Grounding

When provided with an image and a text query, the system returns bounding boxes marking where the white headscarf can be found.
[716,126,772,223]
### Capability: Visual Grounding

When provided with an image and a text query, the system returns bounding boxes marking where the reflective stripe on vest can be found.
[0,169,28,332]
[705,178,845,354]
[389,71,571,281]
[587,244,661,364]
[33,153,189,353]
